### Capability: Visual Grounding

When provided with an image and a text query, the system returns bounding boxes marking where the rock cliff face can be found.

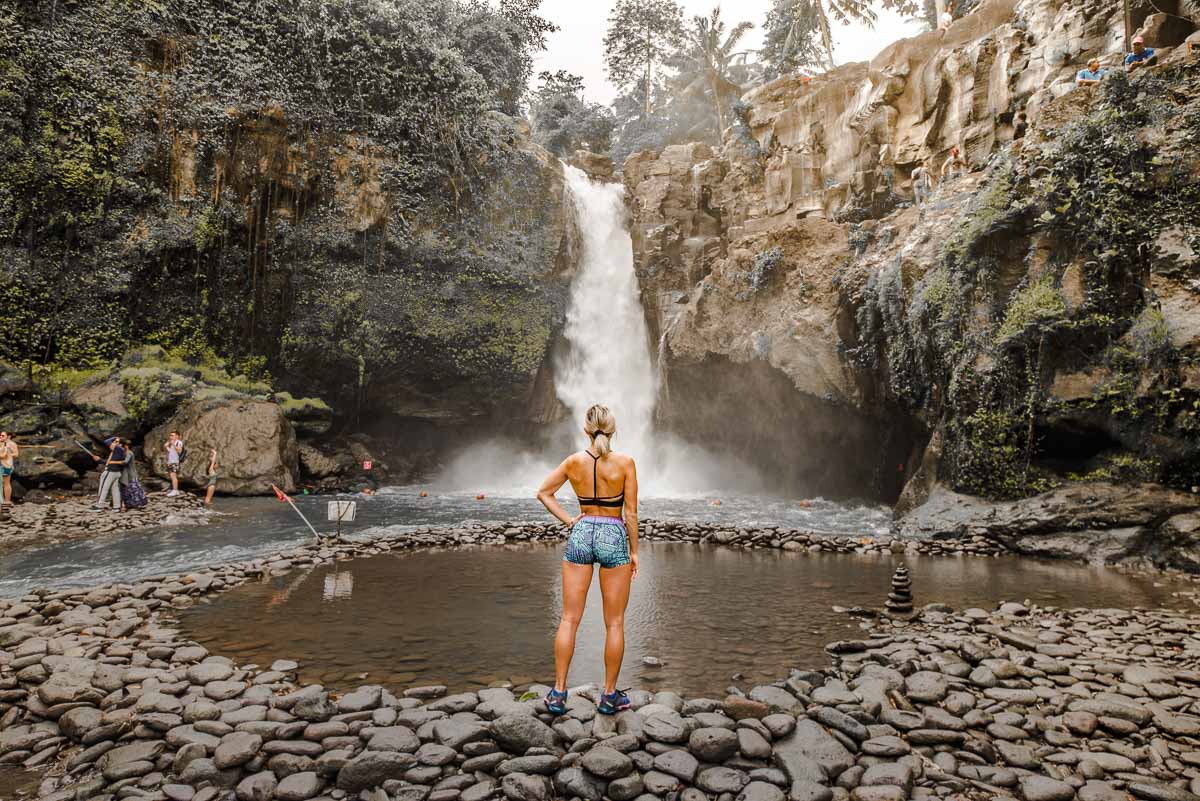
[625,0,1200,508]
[0,0,578,455]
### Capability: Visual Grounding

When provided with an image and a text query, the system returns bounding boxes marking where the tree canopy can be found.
[602,0,686,119]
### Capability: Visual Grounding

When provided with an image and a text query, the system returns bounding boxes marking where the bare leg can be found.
[2,476,10,504]
[170,471,178,493]
[555,562,593,691]
[205,485,215,505]
[598,564,633,694]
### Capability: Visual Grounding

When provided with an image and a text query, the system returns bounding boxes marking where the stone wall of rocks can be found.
[2,524,1199,801]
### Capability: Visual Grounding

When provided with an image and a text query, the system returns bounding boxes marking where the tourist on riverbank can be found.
[91,438,127,513]
[0,431,18,505]
[205,448,218,506]
[165,431,185,497]
[92,437,126,512]
[536,404,639,716]
[120,443,147,509]
[1076,58,1106,86]
[1125,36,1157,72]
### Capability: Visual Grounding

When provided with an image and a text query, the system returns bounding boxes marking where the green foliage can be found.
[939,161,1027,272]
[0,0,565,420]
[759,0,923,73]
[762,0,825,77]
[949,410,1038,499]
[995,276,1066,345]
[668,8,756,135]
[529,71,616,157]
[845,66,1200,500]
[1066,451,1160,483]
[603,0,686,119]
[274,391,332,415]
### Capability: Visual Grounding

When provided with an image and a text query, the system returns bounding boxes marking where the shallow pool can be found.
[176,541,1191,697]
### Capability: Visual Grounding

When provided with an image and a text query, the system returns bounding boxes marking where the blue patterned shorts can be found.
[564,516,631,569]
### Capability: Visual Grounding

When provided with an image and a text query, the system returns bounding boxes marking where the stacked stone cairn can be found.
[885,565,914,615]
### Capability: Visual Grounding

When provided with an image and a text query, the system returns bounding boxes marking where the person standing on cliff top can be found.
[0,432,18,506]
[1125,37,1157,72]
[1076,58,1105,86]
[165,431,184,497]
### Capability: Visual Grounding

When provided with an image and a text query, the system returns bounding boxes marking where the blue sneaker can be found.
[544,688,568,715]
[597,688,631,715]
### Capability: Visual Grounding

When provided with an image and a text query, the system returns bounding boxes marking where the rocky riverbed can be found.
[0,494,209,555]
[2,523,1199,801]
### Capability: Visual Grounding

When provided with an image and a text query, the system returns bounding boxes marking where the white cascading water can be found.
[435,163,768,495]
[554,166,658,462]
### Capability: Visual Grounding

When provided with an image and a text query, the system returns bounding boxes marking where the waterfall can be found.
[554,166,659,462]
[435,164,766,496]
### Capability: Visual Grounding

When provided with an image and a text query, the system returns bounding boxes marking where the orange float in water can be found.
[798,500,813,508]
[475,493,486,500]
[419,490,429,498]
[710,499,722,506]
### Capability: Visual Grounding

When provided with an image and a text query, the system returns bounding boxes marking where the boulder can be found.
[147,398,299,494]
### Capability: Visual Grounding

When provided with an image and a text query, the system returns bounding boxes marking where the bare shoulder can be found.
[612,452,637,471]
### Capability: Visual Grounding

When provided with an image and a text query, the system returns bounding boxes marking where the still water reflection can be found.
[178,542,1187,697]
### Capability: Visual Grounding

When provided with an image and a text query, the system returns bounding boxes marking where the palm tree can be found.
[768,0,916,71]
[672,7,755,135]
[777,0,878,70]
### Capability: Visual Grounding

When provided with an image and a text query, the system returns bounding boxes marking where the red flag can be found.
[271,484,289,503]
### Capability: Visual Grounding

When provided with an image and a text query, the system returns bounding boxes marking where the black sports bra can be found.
[577,450,624,508]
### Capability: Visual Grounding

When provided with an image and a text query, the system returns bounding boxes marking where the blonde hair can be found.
[585,404,616,458]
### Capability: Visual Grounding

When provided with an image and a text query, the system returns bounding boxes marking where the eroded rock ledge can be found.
[1,527,1199,801]
[896,483,1200,572]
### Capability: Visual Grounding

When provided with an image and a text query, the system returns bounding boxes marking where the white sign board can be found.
[328,500,357,522]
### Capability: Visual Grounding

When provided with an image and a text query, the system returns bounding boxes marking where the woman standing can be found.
[0,432,18,505]
[536,404,639,716]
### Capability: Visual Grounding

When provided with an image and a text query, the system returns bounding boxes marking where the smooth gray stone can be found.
[492,715,558,753]
[275,771,323,801]
[501,773,551,801]
[690,727,740,762]
[580,746,633,779]
[738,781,786,801]
[697,767,750,794]
[1019,775,1076,801]
[653,750,699,783]
[789,780,833,801]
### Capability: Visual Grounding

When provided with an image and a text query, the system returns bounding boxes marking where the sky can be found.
[531,0,926,106]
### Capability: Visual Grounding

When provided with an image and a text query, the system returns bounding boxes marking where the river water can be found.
[176,539,1192,698]
[0,488,891,598]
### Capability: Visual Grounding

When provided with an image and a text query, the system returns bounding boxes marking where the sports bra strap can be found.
[579,450,623,506]
[588,450,600,498]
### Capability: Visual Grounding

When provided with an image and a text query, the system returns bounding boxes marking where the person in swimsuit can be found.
[0,432,18,505]
[536,403,640,717]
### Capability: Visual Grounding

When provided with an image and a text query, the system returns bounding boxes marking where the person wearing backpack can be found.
[119,442,148,510]
[165,431,185,497]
